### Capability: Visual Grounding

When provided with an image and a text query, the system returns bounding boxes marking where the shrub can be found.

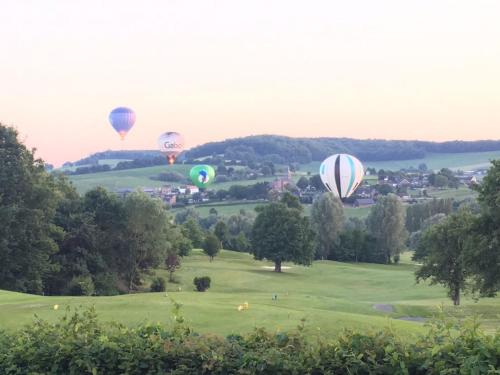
[66,275,95,296]
[150,277,166,292]
[93,273,120,296]
[0,307,499,374]
[193,276,211,292]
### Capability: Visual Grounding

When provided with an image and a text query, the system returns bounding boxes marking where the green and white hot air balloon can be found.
[319,154,364,198]
[189,165,215,188]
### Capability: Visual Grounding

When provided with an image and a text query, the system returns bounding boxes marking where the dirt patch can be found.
[372,304,394,313]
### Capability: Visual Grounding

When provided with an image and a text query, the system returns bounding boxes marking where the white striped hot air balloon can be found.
[319,154,365,199]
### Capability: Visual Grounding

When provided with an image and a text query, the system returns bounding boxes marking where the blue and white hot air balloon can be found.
[109,107,136,140]
[319,154,365,199]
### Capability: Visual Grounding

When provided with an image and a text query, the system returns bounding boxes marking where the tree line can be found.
[185,135,500,164]
[64,135,500,173]
[0,125,192,296]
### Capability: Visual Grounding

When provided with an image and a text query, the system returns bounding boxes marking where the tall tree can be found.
[214,221,229,249]
[82,187,127,290]
[468,160,500,296]
[310,192,345,260]
[203,233,221,262]
[367,194,407,264]
[416,210,475,306]
[0,125,62,294]
[181,219,205,248]
[121,192,171,291]
[296,176,309,190]
[251,201,314,272]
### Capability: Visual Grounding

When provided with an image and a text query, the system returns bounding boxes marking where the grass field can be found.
[1,250,499,337]
[69,165,193,193]
[300,151,500,174]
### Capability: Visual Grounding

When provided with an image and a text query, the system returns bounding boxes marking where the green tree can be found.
[296,176,309,190]
[310,192,344,260]
[309,174,325,191]
[367,194,407,264]
[416,210,475,305]
[203,233,221,262]
[434,174,449,188]
[165,254,181,282]
[280,191,302,210]
[214,221,229,248]
[47,194,103,295]
[181,219,205,248]
[121,192,172,291]
[418,163,428,171]
[175,207,200,225]
[81,187,127,294]
[0,125,63,294]
[468,160,500,296]
[251,202,314,272]
[164,226,191,282]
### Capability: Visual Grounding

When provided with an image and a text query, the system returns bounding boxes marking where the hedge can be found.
[0,307,498,374]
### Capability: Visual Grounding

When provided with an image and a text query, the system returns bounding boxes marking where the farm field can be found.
[1,250,499,337]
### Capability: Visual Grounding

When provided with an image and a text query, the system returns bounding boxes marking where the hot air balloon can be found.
[109,107,136,140]
[158,132,185,165]
[190,165,215,188]
[319,154,364,199]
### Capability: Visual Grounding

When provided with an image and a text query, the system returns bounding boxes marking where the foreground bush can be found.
[0,307,498,374]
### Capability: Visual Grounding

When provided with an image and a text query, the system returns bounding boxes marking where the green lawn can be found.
[1,250,498,337]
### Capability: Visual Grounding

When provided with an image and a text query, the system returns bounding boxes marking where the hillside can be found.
[1,250,499,336]
[66,135,500,167]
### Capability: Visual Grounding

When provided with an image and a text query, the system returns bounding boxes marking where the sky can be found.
[1,0,499,166]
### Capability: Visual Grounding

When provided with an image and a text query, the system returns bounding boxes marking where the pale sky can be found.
[1,0,499,166]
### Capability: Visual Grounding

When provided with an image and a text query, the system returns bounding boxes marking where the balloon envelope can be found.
[319,154,364,198]
[189,165,215,188]
[158,132,185,164]
[109,107,136,140]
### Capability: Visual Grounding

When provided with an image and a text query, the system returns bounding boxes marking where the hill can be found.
[184,135,500,164]
[66,135,500,168]
[1,250,499,337]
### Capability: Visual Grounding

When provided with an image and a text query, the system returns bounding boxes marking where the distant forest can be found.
[67,135,500,167]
